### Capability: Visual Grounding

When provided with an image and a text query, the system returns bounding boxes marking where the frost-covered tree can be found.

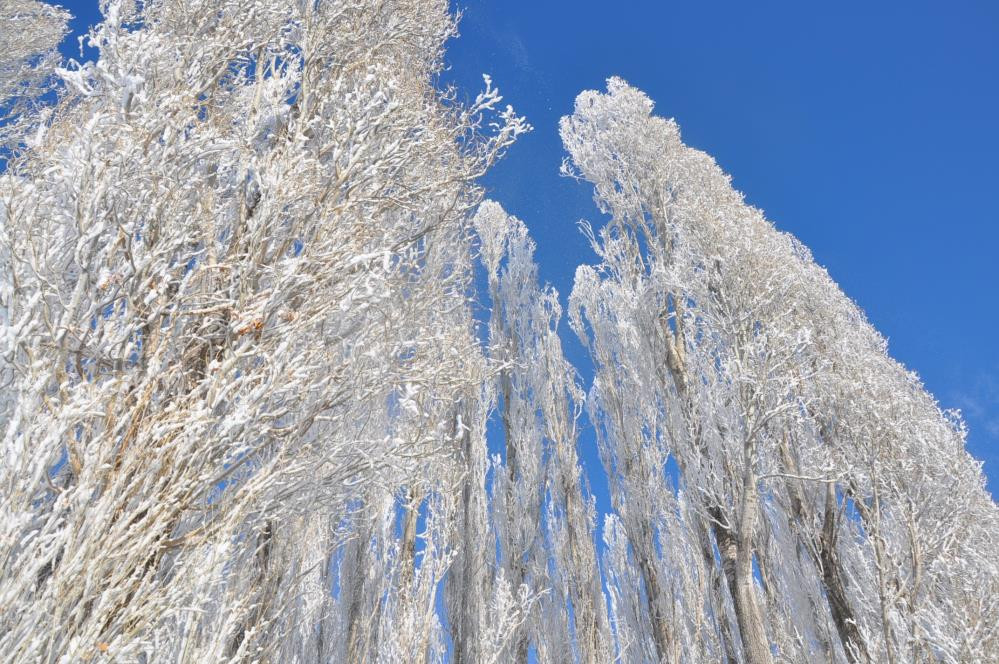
[563,77,999,664]
[0,0,529,661]
[475,200,610,664]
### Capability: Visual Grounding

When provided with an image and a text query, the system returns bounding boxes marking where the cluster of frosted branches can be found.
[0,2,996,663]
[0,0,70,150]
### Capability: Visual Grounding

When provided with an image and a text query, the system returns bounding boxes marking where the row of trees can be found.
[0,1,996,662]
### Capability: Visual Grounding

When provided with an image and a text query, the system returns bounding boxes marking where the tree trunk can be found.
[712,495,773,664]
[818,483,869,663]
[633,520,675,662]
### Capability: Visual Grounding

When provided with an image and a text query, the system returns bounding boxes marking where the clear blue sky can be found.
[55,1,999,498]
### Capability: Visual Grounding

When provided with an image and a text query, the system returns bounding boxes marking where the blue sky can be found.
[53,1,999,498]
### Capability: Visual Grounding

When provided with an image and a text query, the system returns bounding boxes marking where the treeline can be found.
[0,2,995,662]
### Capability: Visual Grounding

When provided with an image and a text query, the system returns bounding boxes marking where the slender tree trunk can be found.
[345,522,373,664]
[498,370,531,664]
[779,433,868,663]
[711,505,771,664]
[818,482,870,663]
[669,307,772,664]
[452,411,486,664]
[559,473,611,664]
[734,462,774,664]
[634,520,676,662]
[695,520,741,664]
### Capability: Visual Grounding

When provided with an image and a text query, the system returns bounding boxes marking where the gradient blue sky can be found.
[55,1,998,498]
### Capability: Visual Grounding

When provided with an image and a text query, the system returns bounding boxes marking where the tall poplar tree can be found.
[564,77,999,664]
